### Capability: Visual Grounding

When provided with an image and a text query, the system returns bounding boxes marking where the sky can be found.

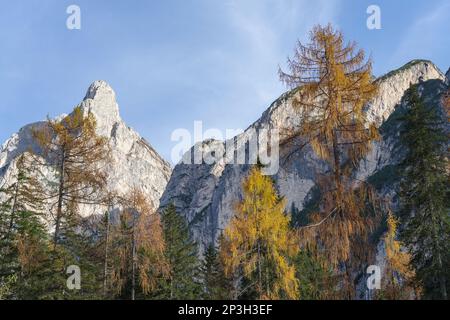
[0,0,449,164]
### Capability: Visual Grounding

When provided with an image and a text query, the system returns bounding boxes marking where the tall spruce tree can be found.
[293,244,338,300]
[156,204,201,299]
[201,244,231,300]
[398,85,449,300]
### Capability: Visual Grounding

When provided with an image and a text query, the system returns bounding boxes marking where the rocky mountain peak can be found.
[81,80,121,137]
[246,60,445,139]
[367,60,445,125]
[160,59,447,256]
[0,81,172,213]
[85,80,116,99]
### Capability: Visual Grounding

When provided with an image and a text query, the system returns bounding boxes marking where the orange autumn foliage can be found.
[279,24,381,269]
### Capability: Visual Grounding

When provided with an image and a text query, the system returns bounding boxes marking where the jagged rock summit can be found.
[159,59,448,256]
[82,80,121,137]
[0,80,172,213]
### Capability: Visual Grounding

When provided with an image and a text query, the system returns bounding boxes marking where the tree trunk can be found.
[8,180,20,236]
[131,217,136,300]
[432,214,447,299]
[438,258,447,300]
[54,151,66,247]
[332,131,341,197]
[170,264,174,299]
[257,240,262,298]
[265,263,270,298]
[103,210,110,298]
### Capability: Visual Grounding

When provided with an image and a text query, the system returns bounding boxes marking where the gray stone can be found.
[160,60,447,257]
[0,80,172,215]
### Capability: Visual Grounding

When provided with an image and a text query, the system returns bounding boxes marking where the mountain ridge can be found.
[0,59,447,241]
[159,59,448,257]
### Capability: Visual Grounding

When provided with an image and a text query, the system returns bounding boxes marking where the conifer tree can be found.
[442,88,450,158]
[0,274,16,299]
[201,244,231,300]
[442,88,450,120]
[293,244,338,300]
[398,85,449,300]
[156,203,202,300]
[0,153,51,299]
[98,192,117,299]
[32,106,110,246]
[108,189,168,300]
[28,106,113,299]
[376,212,416,300]
[220,167,299,300]
[279,25,380,289]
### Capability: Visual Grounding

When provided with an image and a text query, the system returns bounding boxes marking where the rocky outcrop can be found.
[79,81,172,210]
[160,60,447,256]
[0,81,172,214]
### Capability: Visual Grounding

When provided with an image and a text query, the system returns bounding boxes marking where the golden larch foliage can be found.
[220,167,299,300]
[379,212,417,299]
[279,24,381,268]
[109,188,169,297]
[33,106,111,246]
[385,213,414,279]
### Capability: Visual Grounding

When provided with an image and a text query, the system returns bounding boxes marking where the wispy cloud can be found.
[391,0,450,67]
[0,0,342,163]
[220,0,341,108]
[225,0,341,57]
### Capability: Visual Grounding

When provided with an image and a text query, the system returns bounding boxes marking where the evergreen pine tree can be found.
[155,203,202,299]
[398,85,449,300]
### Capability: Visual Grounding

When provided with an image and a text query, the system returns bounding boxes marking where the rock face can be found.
[0,60,447,299]
[160,60,448,257]
[0,80,172,214]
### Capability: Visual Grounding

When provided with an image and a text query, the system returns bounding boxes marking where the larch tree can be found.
[220,167,299,300]
[98,192,118,298]
[398,85,449,300]
[109,189,168,300]
[32,106,111,246]
[279,24,380,271]
[377,212,416,300]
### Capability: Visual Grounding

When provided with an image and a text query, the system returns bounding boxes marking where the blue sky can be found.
[0,0,449,163]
